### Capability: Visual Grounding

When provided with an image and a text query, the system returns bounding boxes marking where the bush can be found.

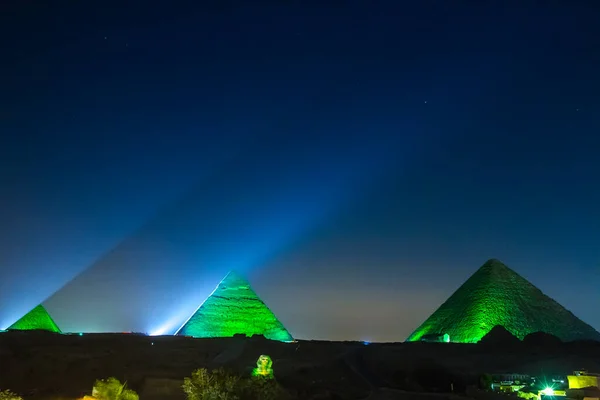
[182,368,289,400]
[0,390,22,400]
[240,376,288,400]
[182,368,240,400]
[93,377,139,400]
[118,389,139,400]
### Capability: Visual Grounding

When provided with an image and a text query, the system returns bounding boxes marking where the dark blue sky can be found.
[1,1,599,341]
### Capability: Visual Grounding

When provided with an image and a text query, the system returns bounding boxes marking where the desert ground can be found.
[2,331,600,400]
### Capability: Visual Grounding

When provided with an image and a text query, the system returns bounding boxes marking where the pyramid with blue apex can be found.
[176,271,293,342]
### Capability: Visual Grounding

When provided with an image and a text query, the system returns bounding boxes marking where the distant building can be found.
[568,371,600,390]
[492,373,531,384]
[491,373,532,393]
[573,370,600,377]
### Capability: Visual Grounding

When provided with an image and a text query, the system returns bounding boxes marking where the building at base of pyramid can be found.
[406,259,600,344]
[175,271,294,342]
[7,304,61,333]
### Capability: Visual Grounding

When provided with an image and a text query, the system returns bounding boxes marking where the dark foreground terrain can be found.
[2,331,600,400]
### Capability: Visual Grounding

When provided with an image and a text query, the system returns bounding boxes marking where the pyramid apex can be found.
[223,270,245,279]
[481,258,508,268]
[476,259,516,275]
[220,270,250,287]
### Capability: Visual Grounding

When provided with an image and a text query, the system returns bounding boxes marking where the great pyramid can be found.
[8,304,61,333]
[407,259,600,343]
[175,271,293,342]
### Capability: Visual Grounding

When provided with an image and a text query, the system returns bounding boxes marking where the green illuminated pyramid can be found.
[176,271,293,342]
[407,259,600,343]
[8,304,61,333]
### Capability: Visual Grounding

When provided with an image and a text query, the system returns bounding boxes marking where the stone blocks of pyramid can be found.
[8,304,61,333]
[176,271,293,342]
[407,259,600,343]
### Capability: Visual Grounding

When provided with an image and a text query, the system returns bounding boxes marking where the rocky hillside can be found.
[3,331,600,400]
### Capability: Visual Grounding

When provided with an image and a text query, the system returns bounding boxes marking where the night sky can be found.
[1,1,599,342]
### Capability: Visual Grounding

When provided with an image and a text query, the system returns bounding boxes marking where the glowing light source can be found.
[541,387,554,396]
[148,312,192,336]
[149,326,170,336]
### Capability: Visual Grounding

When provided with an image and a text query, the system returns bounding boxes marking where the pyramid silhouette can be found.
[8,304,61,333]
[407,259,600,343]
[176,271,293,342]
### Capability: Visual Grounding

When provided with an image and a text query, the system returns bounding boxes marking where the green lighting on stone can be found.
[406,259,600,343]
[252,354,274,378]
[8,305,61,333]
[176,271,293,342]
